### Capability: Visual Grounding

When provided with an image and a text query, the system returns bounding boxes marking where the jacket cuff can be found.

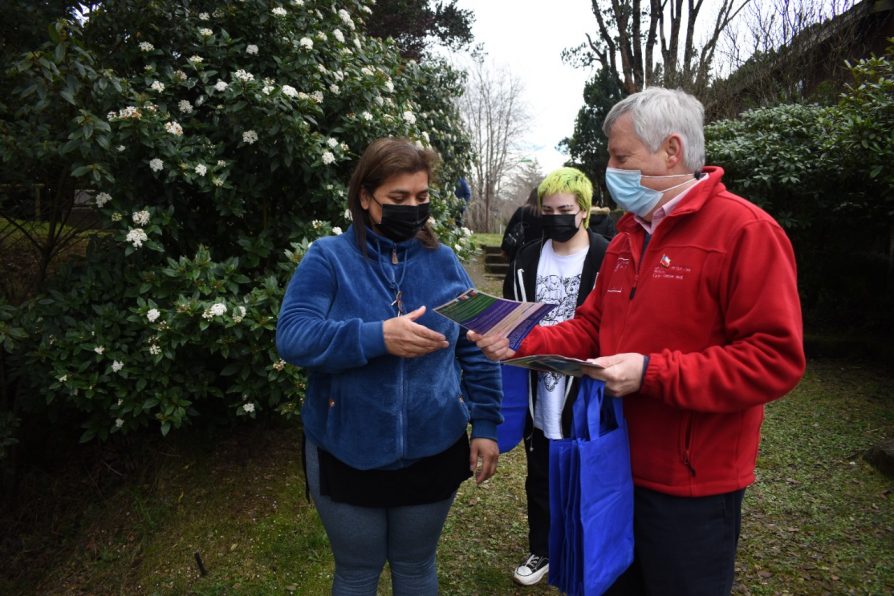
[470,419,498,441]
[360,320,387,359]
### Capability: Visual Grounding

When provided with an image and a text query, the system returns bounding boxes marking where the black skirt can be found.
[316,432,472,507]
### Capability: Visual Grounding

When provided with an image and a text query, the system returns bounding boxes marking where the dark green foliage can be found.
[365,0,474,60]
[705,41,894,329]
[559,68,626,204]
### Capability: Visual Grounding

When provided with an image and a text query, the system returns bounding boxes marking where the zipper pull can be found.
[391,247,398,265]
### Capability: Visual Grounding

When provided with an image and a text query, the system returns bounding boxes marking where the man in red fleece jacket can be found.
[470,87,805,595]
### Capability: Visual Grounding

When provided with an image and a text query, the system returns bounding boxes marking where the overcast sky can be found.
[452,0,599,173]
[449,0,752,174]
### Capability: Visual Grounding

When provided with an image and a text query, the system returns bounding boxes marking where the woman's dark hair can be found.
[348,138,440,252]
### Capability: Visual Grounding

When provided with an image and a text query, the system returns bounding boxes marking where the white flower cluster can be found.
[214,80,228,92]
[461,227,473,237]
[198,11,210,20]
[246,44,259,55]
[402,111,416,125]
[199,27,213,37]
[149,158,164,172]
[272,7,287,16]
[115,418,124,428]
[164,121,183,136]
[272,359,286,371]
[111,212,123,222]
[332,226,343,235]
[132,210,150,226]
[109,106,142,120]
[149,344,161,355]
[333,29,345,43]
[338,9,355,29]
[111,361,124,373]
[282,85,298,98]
[311,220,324,229]
[150,80,165,92]
[361,111,373,121]
[188,55,203,64]
[174,70,187,81]
[202,302,227,319]
[299,37,313,50]
[242,130,258,144]
[95,192,112,208]
[322,151,335,165]
[94,345,105,355]
[234,69,254,83]
[233,305,247,323]
[242,403,255,413]
[147,308,160,322]
[195,164,207,176]
[139,42,154,52]
[126,228,148,248]
[178,100,193,113]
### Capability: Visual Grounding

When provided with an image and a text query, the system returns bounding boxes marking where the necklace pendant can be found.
[391,248,398,265]
[391,290,404,315]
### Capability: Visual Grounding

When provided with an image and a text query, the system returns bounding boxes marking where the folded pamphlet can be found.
[433,288,556,351]
[500,354,605,377]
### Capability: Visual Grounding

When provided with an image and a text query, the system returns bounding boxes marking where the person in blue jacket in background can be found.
[276,137,502,596]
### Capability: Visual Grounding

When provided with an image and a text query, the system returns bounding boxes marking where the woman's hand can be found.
[383,306,448,357]
[469,437,499,484]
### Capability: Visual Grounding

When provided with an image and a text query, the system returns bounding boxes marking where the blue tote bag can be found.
[548,378,634,595]
[496,364,529,453]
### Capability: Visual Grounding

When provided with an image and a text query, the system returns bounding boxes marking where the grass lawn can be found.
[2,244,892,594]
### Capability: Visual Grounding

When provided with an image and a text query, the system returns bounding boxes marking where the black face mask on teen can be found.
[542,213,581,243]
[370,197,430,242]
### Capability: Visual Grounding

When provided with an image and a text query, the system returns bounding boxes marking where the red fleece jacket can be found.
[518,167,806,496]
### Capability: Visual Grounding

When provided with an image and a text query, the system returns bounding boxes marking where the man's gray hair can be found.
[602,87,705,171]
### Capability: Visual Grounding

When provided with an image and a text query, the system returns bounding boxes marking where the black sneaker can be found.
[512,553,549,586]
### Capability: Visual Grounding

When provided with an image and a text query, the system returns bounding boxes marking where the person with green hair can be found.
[501,166,610,586]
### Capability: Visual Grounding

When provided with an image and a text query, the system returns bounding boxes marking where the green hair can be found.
[537,167,594,227]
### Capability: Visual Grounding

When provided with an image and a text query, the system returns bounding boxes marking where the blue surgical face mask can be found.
[605,167,695,217]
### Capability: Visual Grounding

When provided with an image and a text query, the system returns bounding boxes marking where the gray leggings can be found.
[305,439,455,596]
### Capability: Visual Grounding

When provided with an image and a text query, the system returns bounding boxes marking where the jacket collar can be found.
[616,166,726,234]
[345,223,423,261]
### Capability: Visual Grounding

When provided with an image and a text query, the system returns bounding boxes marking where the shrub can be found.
[0,0,475,447]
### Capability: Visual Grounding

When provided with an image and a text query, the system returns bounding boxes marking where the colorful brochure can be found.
[433,289,556,351]
[500,354,605,377]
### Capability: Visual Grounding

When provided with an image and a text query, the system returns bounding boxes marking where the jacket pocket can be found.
[679,411,696,477]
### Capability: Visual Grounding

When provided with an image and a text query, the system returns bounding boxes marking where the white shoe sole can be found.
[513,563,549,586]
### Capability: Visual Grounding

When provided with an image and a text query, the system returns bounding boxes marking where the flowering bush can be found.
[1,0,473,443]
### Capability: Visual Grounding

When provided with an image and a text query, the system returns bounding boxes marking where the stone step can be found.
[485,262,509,275]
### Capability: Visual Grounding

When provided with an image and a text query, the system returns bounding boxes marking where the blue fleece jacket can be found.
[276,224,502,470]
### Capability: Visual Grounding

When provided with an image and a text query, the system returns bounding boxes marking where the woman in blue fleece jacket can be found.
[276,138,502,596]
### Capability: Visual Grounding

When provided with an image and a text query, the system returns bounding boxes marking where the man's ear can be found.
[663,134,684,169]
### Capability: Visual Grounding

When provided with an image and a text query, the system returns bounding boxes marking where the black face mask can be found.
[372,200,431,242]
[542,214,581,243]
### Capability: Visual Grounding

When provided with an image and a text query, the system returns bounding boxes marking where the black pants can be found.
[524,426,550,557]
[606,486,745,596]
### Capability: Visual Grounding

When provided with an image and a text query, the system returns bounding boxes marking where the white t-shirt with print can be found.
[533,239,588,439]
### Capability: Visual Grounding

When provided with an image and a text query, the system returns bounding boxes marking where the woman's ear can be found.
[359,188,371,210]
